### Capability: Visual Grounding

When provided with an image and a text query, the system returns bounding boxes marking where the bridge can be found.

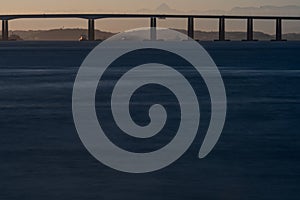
[1,14,300,41]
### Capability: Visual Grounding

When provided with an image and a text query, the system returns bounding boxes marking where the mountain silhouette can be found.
[136,4,300,16]
[156,3,173,12]
[137,3,179,13]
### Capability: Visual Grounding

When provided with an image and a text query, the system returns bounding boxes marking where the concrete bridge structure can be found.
[1,14,300,41]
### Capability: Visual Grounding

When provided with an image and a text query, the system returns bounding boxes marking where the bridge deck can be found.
[0,14,300,20]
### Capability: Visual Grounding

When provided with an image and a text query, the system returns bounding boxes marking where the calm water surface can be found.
[0,41,299,200]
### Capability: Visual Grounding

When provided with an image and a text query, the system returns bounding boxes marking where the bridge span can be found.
[1,14,300,41]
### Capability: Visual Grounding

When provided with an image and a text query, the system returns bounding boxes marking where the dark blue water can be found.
[0,41,299,200]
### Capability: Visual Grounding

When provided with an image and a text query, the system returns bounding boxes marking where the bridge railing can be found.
[1,14,300,41]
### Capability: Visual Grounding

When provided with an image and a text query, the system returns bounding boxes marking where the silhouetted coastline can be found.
[1,28,300,41]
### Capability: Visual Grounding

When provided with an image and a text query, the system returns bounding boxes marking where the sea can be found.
[0,41,299,200]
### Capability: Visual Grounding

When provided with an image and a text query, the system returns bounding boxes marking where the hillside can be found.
[9,28,115,41]
[2,28,300,41]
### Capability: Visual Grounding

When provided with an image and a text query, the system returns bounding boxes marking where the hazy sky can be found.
[1,0,300,13]
[2,0,300,33]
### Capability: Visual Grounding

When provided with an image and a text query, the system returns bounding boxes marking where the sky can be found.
[1,0,300,13]
[1,0,300,32]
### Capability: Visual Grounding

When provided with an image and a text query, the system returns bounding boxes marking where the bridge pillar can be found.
[218,17,225,41]
[275,18,283,41]
[88,19,95,41]
[150,17,157,40]
[187,17,194,39]
[247,18,254,41]
[2,20,9,41]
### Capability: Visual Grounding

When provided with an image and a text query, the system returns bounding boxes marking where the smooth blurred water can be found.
[0,41,299,200]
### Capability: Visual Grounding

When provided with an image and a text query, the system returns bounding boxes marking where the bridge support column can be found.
[88,19,95,41]
[218,17,225,41]
[2,20,8,41]
[187,17,194,40]
[247,18,254,41]
[150,17,157,40]
[275,18,283,41]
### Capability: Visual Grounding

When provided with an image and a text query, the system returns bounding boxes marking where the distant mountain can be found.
[136,3,300,16]
[10,29,115,41]
[5,28,300,41]
[175,29,300,41]
[228,5,300,16]
[136,3,180,13]
[156,3,178,13]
